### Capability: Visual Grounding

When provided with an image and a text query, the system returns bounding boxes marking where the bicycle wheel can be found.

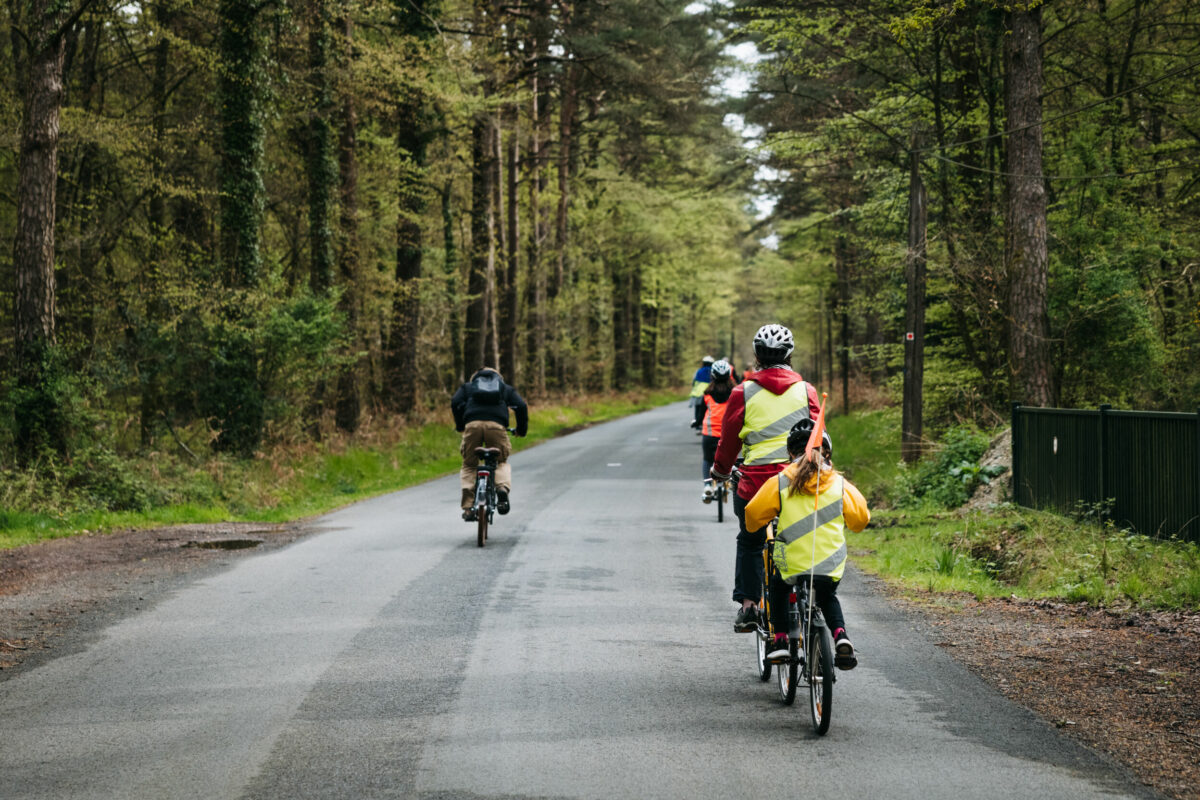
[777,636,798,705]
[808,624,834,735]
[476,503,487,547]
[755,627,772,682]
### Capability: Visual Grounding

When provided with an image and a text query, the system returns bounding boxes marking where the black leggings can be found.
[769,572,845,637]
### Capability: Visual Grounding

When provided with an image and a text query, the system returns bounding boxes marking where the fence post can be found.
[1099,404,1111,521]
[1011,402,1021,506]
[1195,406,1200,542]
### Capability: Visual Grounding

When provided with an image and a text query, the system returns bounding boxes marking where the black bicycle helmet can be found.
[787,417,832,459]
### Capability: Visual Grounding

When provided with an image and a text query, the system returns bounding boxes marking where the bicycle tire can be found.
[777,636,798,705]
[808,624,834,734]
[755,629,772,682]
[476,502,487,547]
[717,484,725,522]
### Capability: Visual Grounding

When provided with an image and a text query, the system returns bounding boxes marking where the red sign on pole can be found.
[905,332,915,341]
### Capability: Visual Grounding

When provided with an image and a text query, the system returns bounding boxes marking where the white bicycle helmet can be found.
[753,323,794,362]
[710,359,732,378]
[701,354,715,364]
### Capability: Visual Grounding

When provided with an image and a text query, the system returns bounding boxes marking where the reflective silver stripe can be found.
[742,382,764,403]
[745,444,789,465]
[811,542,847,576]
[776,498,844,544]
[743,406,812,446]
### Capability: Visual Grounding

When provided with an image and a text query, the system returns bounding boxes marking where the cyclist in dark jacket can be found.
[451,367,528,521]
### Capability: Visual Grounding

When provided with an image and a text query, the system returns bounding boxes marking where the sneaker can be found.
[834,632,857,670]
[765,636,790,664]
[462,508,477,522]
[702,482,714,504]
[733,605,760,633]
[497,490,510,515]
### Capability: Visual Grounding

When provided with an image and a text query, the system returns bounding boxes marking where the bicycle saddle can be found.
[474,446,502,458]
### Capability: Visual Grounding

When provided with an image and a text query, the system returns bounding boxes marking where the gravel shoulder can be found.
[2,524,1197,799]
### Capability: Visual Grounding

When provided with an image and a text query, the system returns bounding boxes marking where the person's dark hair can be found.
[706,371,735,403]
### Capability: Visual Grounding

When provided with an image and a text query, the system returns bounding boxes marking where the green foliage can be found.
[891,426,996,509]
[0,389,684,549]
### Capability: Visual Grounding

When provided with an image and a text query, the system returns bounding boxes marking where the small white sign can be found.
[607,463,622,467]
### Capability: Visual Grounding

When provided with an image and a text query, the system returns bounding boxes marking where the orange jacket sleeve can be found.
[842,479,871,532]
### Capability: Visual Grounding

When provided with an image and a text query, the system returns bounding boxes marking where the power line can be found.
[927,149,1200,182]
[913,57,1200,155]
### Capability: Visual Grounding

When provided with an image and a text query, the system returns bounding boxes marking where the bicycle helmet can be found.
[752,323,794,364]
[710,359,732,378]
[701,354,715,364]
[787,417,832,460]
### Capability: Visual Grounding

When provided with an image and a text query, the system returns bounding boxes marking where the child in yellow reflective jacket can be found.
[744,418,870,669]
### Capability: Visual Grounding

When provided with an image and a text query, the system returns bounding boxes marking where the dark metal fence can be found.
[1011,404,1200,543]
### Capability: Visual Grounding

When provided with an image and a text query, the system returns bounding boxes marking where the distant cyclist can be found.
[688,355,715,429]
[709,324,821,633]
[700,359,735,502]
[451,367,528,521]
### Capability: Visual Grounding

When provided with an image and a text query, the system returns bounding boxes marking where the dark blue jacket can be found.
[451,369,528,436]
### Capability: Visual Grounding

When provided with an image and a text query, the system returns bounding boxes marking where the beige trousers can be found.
[460,420,512,508]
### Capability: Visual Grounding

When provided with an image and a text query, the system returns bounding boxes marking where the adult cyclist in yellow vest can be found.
[709,324,821,633]
[745,419,870,669]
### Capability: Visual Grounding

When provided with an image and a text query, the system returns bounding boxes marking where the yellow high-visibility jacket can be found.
[745,463,870,583]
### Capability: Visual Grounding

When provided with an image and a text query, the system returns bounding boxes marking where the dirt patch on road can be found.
[0,523,311,674]
[2,525,1197,798]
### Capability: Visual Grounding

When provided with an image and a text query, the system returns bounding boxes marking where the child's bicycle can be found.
[755,527,836,735]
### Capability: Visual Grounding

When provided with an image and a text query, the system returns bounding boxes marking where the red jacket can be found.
[712,368,821,500]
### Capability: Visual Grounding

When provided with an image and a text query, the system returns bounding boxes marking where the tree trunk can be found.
[12,0,70,457]
[442,181,463,384]
[525,14,549,394]
[501,113,519,381]
[213,0,266,454]
[463,105,494,373]
[334,8,361,432]
[902,134,927,464]
[1004,5,1054,407]
[387,85,429,414]
[306,0,336,296]
[551,62,578,300]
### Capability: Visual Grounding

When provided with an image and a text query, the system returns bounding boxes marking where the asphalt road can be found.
[0,402,1158,799]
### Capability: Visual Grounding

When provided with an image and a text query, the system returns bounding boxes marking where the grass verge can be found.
[829,407,1200,611]
[0,388,684,550]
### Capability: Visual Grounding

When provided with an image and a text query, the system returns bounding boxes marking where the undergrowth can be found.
[832,409,1200,611]
[0,388,683,549]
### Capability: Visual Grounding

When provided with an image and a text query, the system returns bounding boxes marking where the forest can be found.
[2,1,1198,502]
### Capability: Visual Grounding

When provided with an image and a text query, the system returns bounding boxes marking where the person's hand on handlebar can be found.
[709,466,731,483]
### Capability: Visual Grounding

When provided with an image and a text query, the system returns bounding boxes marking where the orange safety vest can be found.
[702,394,727,437]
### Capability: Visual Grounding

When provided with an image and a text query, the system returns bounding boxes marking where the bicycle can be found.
[470,446,500,547]
[713,477,731,523]
[755,527,836,735]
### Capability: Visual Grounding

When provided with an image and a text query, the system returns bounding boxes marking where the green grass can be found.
[0,388,684,550]
[826,406,903,501]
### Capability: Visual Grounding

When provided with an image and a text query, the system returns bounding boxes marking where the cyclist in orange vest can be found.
[701,360,736,502]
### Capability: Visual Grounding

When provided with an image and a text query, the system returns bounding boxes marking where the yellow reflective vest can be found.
[772,471,847,583]
[689,380,710,399]
[740,380,812,465]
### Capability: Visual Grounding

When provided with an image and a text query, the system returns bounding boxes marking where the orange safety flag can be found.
[805,392,829,462]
